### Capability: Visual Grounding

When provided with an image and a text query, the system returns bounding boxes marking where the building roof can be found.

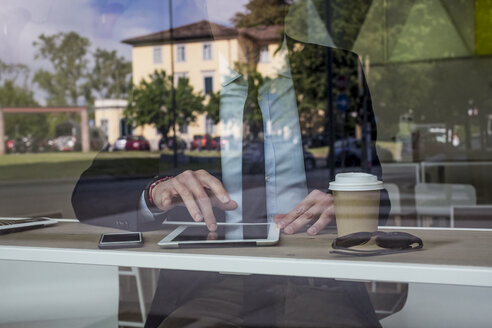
[122,20,238,45]
[239,25,283,42]
[122,20,282,46]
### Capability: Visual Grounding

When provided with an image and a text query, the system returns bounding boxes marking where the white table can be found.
[1,222,492,327]
[1,222,491,286]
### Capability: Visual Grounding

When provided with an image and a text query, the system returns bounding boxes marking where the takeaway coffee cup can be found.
[328,173,383,237]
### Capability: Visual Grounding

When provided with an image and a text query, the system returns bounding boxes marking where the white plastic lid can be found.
[328,172,383,191]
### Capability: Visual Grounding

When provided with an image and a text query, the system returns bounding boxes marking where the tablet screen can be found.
[172,224,269,241]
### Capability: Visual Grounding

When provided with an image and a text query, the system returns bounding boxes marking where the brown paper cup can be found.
[333,190,380,237]
[329,173,383,238]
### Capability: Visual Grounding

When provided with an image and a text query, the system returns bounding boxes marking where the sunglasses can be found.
[330,231,423,256]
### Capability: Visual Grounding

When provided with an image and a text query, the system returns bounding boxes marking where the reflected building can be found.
[117,20,284,149]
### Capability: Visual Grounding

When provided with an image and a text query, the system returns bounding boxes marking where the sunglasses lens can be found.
[376,232,422,249]
[335,232,373,248]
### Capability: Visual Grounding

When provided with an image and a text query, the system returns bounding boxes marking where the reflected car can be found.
[159,136,188,151]
[327,137,393,168]
[113,137,128,151]
[5,138,15,153]
[125,135,150,151]
[191,134,216,150]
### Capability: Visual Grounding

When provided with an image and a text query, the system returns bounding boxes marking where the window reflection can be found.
[1,0,492,327]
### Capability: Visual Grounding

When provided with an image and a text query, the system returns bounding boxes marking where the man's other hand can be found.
[151,170,238,231]
[274,190,334,235]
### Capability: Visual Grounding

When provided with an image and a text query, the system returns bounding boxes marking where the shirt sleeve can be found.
[138,191,159,222]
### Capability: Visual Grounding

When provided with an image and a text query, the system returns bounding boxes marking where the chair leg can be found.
[132,267,147,324]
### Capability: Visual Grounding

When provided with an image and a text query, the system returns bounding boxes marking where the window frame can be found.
[259,45,269,63]
[153,46,163,64]
[176,44,186,62]
[202,42,213,61]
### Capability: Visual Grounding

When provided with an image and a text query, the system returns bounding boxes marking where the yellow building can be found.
[117,20,282,150]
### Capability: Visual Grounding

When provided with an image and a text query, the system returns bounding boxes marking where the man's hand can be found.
[274,190,334,235]
[151,170,238,231]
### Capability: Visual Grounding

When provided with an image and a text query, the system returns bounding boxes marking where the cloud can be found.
[204,0,249,25]
[0,0,249,104]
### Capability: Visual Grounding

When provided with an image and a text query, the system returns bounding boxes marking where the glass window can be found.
[259,45,269,63]
[100,119,108,135]
[179,124,188,134]
[203,73,213,95]
[203,43,212,60]
[177,45,186,62]
[153,46,162,64]
[3,1,492,327]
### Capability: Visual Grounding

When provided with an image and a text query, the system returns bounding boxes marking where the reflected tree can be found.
[84,49,132,104]
[33,32,90,106]
[125,70,204,144]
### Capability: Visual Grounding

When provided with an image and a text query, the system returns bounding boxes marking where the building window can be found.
[153,46,162,64]
[177,45,186,62]
[120,118,132,136]
[204,76,213,94]
[202,71,214,95]
[100,119,109,136]
[179,124,188,134]
[205,115,215,135]
[203,43,212,60]
[259,45,269,63]
[175,72,189,84]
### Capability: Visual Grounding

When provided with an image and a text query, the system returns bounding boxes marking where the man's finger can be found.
[180,173,217,231]
[276,197,314,229]
[307,206,335,235]
[196,170,231,204]
[171,178,204,222]
[283,206,319,235]
[273,214,286,223]
[211,196,238,211]
[277,190,325,229]
[207,231,218,240]
[195,194,217,231]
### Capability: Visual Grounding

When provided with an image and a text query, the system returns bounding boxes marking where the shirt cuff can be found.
[138,191,158,222]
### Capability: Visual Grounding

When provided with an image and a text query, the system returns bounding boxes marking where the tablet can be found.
[0,217,57,234]
[158,223,280,248]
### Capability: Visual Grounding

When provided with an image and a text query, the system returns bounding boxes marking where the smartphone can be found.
[98,232,143,249]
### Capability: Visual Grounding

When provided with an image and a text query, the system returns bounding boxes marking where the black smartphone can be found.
[98,232,143,249]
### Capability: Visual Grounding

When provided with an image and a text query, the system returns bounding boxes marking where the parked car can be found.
[213,137,225,150]
[191,134,216,150]
[5,138,15,153]
[124,135,150,151]
[53,121,109,152]
[327,137,393,168]
[159,136,187,151]
[113,136,127,151]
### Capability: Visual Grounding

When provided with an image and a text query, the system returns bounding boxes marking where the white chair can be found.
[118,267,147,328]
[384,183,402,226]
[381,283,492,328]
[0,260,119,328]
[414,183,476,226]
[450,205,492,229]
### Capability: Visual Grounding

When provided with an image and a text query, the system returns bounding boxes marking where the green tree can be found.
[204,90,221,124]
[33,31,90,106]
[0,80,50,139]
[0,59,30,86]
[125,70,204,142]
[232,0,288,27]
[85,49,132,104]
